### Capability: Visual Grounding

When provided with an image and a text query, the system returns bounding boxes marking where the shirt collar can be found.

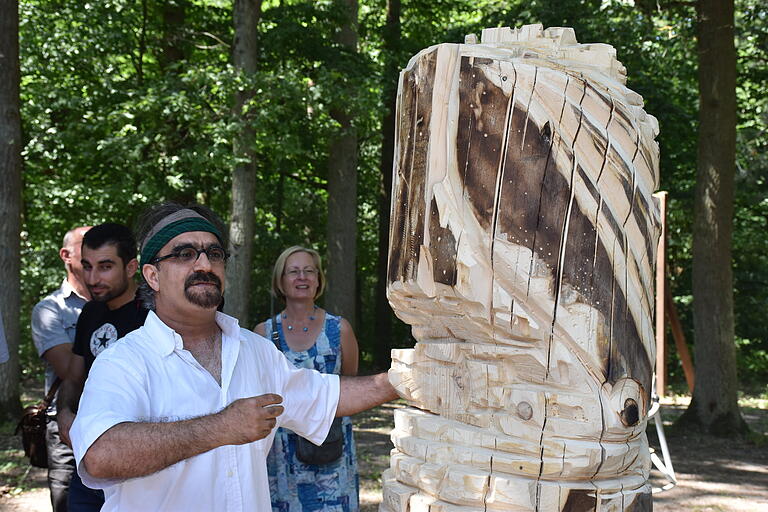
[215,311,242,340]
[61,278,88,301]
[143,309,242,357]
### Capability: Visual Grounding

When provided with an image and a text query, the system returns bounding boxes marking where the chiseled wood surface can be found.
[383,25,661,511]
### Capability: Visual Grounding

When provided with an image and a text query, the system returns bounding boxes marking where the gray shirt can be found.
[31,279,87,395]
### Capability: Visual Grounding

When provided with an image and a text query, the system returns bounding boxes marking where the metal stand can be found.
[648,383,677,493]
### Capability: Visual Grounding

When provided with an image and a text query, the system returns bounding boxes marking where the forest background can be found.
[0,0,766,433]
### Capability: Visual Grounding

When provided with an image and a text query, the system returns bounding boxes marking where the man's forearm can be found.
[57,379,82,414]
[56,380,83,448]
[82,394,284,479]
[337,373,399,417]
[83,413,227,479]
[43,344,75,380]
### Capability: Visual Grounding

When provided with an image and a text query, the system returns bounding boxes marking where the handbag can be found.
[271,316,345,465]
[15,378,60,468]
[295,416,344,465]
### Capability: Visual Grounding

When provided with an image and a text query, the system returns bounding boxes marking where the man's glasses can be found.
[284,267,317,278]
[152,245,229,265]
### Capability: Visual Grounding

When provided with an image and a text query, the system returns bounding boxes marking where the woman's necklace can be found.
[283,305,318,333]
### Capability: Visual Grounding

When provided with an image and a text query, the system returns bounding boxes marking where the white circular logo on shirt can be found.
[90,323,118,357]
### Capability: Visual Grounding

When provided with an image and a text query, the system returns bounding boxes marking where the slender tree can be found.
[325,0,359,326]
[682,0,747,434]
[373,0,401,367]
[226,0,263,324]
[0,0,22,419]
[158,0,188,71]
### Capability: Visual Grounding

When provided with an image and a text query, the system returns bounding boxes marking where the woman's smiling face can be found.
[281,251,319,301]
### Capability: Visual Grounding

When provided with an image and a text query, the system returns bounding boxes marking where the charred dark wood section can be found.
[388,49,437,284]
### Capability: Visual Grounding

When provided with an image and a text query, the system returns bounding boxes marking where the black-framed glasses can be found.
[152,245,229,265]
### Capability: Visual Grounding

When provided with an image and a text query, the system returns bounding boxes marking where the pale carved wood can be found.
[383,24,661,512]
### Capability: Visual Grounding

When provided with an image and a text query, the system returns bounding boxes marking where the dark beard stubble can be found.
[184,271,223,309]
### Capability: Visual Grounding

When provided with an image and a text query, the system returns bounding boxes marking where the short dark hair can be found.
[82,223,137,265]
[135,202,228,310]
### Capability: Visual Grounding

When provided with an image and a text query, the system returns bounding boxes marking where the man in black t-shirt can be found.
[72,290,149,376]
[57,223,148,512]
[71,298,147,374]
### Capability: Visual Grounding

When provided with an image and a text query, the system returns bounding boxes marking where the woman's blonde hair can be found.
[271,245,326,301]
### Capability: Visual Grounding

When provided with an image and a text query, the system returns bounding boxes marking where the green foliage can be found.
[0,441,37,495]
[14,0,768,382]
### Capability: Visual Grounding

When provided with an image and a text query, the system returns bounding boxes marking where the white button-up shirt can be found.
[71,310,339,511]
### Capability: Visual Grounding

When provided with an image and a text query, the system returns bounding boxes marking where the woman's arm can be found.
[339,317,359,376]
[253,321,267,337]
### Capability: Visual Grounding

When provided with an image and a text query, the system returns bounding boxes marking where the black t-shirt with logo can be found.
[73,297,148,373]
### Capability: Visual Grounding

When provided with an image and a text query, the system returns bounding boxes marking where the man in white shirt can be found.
[70,202,397,511]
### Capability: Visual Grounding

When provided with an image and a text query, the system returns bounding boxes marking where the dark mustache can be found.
[185,272,222,290]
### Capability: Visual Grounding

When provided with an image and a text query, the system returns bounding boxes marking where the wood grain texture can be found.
[384,24,660,511]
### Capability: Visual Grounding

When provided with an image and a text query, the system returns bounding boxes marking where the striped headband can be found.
[140,209,223,267]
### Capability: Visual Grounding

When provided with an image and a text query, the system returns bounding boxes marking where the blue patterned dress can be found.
[266,313,359,511]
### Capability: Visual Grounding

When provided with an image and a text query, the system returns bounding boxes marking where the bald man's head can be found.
[61,226,91,283]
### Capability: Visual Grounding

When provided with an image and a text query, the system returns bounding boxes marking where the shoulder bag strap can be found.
[42,377,62,407]
[270,315,281,349]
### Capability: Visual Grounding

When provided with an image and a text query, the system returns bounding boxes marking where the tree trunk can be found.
[136,0,148,85]
[159,0,188,71]
[0,0,22,420]
[682,0,746,435]
[374,0,401,368]
[325,0,359,326]
[225,0,262,325]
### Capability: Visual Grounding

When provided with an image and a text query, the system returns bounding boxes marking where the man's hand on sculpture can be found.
[220,394,284,445]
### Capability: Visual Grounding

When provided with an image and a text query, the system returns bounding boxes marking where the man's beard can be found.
[89,277,129,303]
[184,271,223,309]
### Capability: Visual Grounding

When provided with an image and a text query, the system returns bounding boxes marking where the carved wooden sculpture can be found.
[383,25,661,511]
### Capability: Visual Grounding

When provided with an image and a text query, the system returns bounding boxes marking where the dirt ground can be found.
[2,398,766,511]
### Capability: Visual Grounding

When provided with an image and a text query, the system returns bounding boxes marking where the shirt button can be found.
[227,470,233,477]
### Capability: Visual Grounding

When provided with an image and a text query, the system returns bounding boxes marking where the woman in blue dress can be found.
[255,245,360,511]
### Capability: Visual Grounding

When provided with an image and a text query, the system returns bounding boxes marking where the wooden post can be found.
[654,191,668,397]
[665,286,696,392]
[653,191,696,396]
[384,24,661,511]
